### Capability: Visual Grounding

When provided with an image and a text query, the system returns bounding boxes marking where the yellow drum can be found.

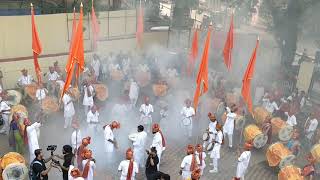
[271,117,293,142]
[266,142,295,169]
[93,84,108,101]
[6,90,22,106]
[110,70,124,81]
[152,83,168,97]
[41,97,59,114]
[253,107,271,125]
[11,105,28,118]
[24,83,37,100]
[310,144,320,162]
[0,152,28,180]
[244,124,268,149]
[278,165,303,180]
[135,71,151,87]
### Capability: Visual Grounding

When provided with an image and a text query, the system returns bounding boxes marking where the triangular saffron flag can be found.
[223,15,234,70]
[31,3,42,84]
[136,1,144,47]
[187,29,199,76]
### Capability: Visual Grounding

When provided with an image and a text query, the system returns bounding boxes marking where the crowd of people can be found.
[0,48,319,180]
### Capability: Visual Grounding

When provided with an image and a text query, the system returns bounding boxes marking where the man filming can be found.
[54,145,74,180]
[31,149,53,180]
[145,147,170,180]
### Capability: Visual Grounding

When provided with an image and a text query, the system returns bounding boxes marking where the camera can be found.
[47,145,57,155]
[52,158,60,166]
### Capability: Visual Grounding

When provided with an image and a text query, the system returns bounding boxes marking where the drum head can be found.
[7,90,22,106]
[279,126,293,141]
[2,163,28,180]
[206,142,214,152]
[235,116,246,130]
[202,132,209,141]
[279,155,295,169]
[253,133,268,149]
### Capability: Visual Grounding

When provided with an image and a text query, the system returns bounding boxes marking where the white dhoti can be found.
[181,171,191,180]
[140,115,152,132]
[181,117,192,137]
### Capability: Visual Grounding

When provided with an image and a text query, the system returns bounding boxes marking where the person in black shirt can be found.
[145,147,170,180]
[54,145,74,180]
[32,149,53,180]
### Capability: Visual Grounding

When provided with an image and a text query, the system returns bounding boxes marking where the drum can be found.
[202,132,210,141]
[6,90,22,106]
[253,107,271,125]
[68,88,80,100]
[244,124,268,149]
[310,144,320,162]
[235,115,246,130]
[205,142,214,152]
[92,84,108,101]
[135,71,151,87]
[278,165,303,180]
[266,142,295,168]
[24,83,37,100]
[0,152,27,180]
[152,84,168,97]
[41,97,59,114]
[271,117,293,141]
[182,117,191,126]
[110,70,124,81]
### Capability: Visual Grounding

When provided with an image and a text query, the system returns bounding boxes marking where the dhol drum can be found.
[11,105,28,119]
[278,165,303,180]
[310,144,320,162]
[6,90,22,106]
[182,117,192,126]
[110,69,124,81]
[41,97,59,114]
[152,84,168,97]
[205,142,214,152]
[24,83,37,100]
[271,117,293,142]
[266,142,295,169]
[253,107,271,125]
[202,132,210,141]
[0,152,28,180]
[92,84,108,101]
[244,124,268,149]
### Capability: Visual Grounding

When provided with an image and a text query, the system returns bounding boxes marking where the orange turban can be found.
[191,168,201,180]
[152,123,160,132]
[111,121,120,129]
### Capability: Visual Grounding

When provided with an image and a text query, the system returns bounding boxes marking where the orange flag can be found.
[69,7,77,51]
[193,28,212,110]
[187,29,199,76]
[241,38,259,114]
[136,1,144,47]
[91,0,100,50]
[223,15,234,70]
[31,4,42,84]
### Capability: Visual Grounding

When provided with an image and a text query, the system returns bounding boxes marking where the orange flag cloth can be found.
[31,4,42,84]
[187,29,199,76]
[223,15,234,70]
[91,1,100,50]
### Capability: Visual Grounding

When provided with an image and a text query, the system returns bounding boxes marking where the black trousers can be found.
[146,171,170,180]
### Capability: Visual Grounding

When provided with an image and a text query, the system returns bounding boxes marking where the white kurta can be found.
[91,59,100,77]
[210,131,223,159]
[118,160,139,180]
[35,88,47,101]
[83,85,94,106]
[104,125,115,153]
[18,75,33,86]
[63,94,75,118]
[151,132,165,169]
[68,165,85,180]
[286,114,297,127]
[139,104,154,125]
[82,160,96,180]
[236,151,251,178]
[26,122,41,161]
[180,154,200,180]
[223,109,237,135]
[195,151,206,174]
[71,130,82,150]
[263,99,279,114]
[129,131,147,167]
[306,118,318,139]
[48,71,60,81]
[180,106,195,126]
[129,82,139,103]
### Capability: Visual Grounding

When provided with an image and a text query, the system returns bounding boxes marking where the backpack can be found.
[29,160,42,180]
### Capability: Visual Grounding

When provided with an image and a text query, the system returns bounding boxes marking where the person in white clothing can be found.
[304,112,318,140]
[81,149,96,180]
[150,123,166,170]
[262,95,279,114]
[91,54,101,80]
[180,99,195,137]
[47,66,60,95]
[223,105,237,148]
[103,121,120,153]
[0,96,11,134]
[63,90,75,128]
[235,142,253,180]
[139,97,154,133]
[129,79,139,108]
[87,106,99,136]
[128,125,147,168]
[35,83,48,102]
[203,112,217,149]
[285,111,297,127]
[195,144,206,176]
[180,145,200,180]
[118,148,139,180]
[17,69,34,87]
[71,119,82,152]
[83,81,94,115]
[210,123,223,173]
[23,118,41,162]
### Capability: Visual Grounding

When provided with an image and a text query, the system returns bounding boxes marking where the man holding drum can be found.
[180,99,195,138]
[209,123,223,173]
[139,97,153,133]
[203,112,217,149]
